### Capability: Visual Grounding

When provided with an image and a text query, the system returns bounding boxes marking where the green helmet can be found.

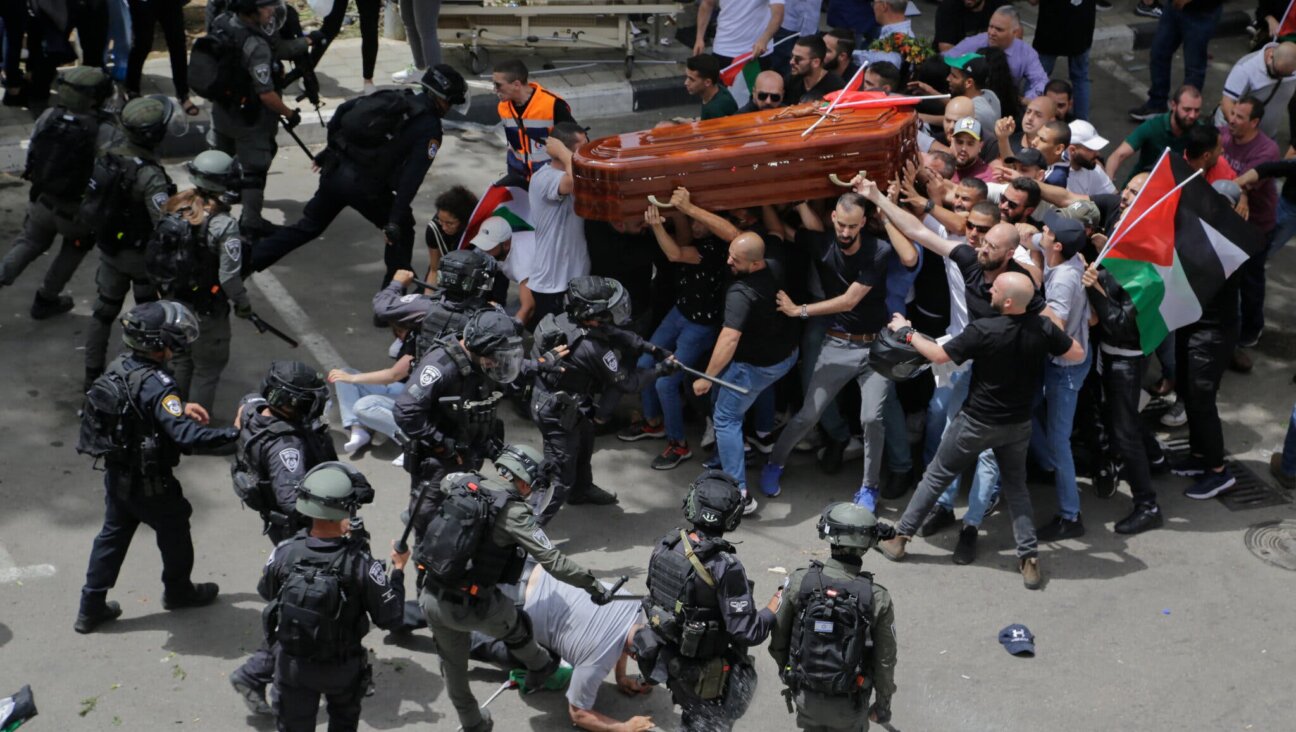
[186,150,239,195]
[120,95,181,148]
[56,66,111,113]
[296,462,372,520]
[494,443,544,485]
[817,502,879,553]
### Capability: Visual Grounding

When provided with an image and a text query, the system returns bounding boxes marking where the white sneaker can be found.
[742,492,759,515]
[842,435,864,461]
[1160,401,1187,427]
[795,431,822,453]
[392,66,425,85]
[344,427,372,454]
[391,452,405,468]
[701,417,716,449]
[1137,389,1151,413]
[362,80,377,95]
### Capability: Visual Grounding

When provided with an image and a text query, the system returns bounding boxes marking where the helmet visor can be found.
[160,301,200,352]
[609,290,632,326]
[147,95,189,139]
[261,1,288,35]
[481,344,523,384]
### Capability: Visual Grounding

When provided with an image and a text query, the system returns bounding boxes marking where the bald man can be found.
[739,71,786,113]
[1214,41,1296,140]
[876,261,1082,590]
[691,227,800,514]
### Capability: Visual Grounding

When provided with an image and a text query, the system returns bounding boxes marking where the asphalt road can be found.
[2,35,1295,731]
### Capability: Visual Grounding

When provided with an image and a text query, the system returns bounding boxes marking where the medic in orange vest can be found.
[492,59,579,181]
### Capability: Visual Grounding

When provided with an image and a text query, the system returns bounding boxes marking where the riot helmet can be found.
[121,300,200,354]
[682,469,744,533]
[867,326,931,382]
[261,360,328,421]
[56,66,112,113]
[462,309,524,384]
[296,462,373,520]
[230,0,287,34]
[119,95,187,148]
[566,276,631,326]
[438,248,497,301]
[494,443,551,515]
[186,150,243,205]
[420,64,469,114]
[817,501,880,554]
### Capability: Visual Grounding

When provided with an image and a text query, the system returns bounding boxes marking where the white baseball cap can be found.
[470,216,511,250]
[1068,120,1109,151]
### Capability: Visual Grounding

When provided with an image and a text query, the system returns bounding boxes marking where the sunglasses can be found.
[1002,199,1024,210]
[757,92,782,102]
[966,222,992,233]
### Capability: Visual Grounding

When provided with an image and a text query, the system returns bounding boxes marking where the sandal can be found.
[181,97,200,116]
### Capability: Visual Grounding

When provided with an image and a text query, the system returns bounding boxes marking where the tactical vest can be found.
[415,297,477,361]
[783,562,874,698]
[77,356,171,496]
[643,530,730,660]
[264,537,367,661]
[531,313,595,394]
[416,480,527,595]
[498,83,562,177]
[231,416,331,518]
[23,107,99,201]
[145,213,228,314]
[81,153,160,252]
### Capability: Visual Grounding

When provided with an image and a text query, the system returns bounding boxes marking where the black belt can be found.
[424,584,481,606]
[827,330,876,343]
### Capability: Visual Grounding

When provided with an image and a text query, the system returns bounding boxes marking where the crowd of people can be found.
[3,0,1296,731]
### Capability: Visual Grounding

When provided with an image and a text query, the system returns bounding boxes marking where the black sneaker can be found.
[162,582,220,610]
[952,525,978,565]
[746,432,776,455]
[651,440,693,470]
[916,504,956,538]
[1134,1,1163,19]
[229,673,272,716]
[73,601,122,634]
[1037,515,1085,541]
[818,438,847,475]
[1149,455,1171,476]
[618,418,666,442]
[1093,458,1119,498]
[31,292,74,320]
[1170,455,1208,477]
[1114,504,1163,535]
[983,491,1002,516]
[523,651,561,693]
[568,483,618,505]
[1128,100,1166,121]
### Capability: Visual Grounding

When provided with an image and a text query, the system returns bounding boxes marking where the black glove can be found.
[537,351,565,374]
[432,438,458,458]
[654,359,682,377]
[383,223,402,245]
[875,522,897,541]
[645,342,669,358]
[870,701,891,724]
[588,587,614,606]
[307,30,328,47]
[283,109,302,129]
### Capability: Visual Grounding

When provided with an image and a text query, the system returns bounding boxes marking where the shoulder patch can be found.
[427,141,439,161]
[151,191,170,209]
[728,599,751,613]
[602,351,619,372]
[532,528,553,550]
[368,561,388,587]
[399,293,419,304]
[162,394,184,417]
[253,64,271,87]
[418,364,442,387]
[278,447,302,473]
[224,238,242,261]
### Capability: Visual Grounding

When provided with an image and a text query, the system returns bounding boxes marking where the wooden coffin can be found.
[572,104,918,222]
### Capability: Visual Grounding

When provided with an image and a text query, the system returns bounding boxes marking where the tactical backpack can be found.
[643,531,729,660]
[230,420,284,514]
[265,546,357,661]
[144,213,232,313]
[415,478,522,592]
[80,154,147,252]
[335,89,417,150]
[23,109,98,200]
[77,363,151,462]
[782,562,874,697]
[414,298,473,361]
[531,313,594,395]
[188,23,250,107]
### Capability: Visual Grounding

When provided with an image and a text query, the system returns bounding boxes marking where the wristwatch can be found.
[799,304,808,319]
[923,199,934,215]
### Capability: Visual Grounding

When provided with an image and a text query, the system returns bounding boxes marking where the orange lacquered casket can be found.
[572,104,919,222]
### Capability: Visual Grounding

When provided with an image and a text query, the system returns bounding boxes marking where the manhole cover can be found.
[1244,520,1296,571]
[1159,440,1292,511]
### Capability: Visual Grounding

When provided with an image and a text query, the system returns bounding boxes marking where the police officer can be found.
[769,503,898,731]
[637,470,777,731]
[0,66,114,319]
[259,462,407,731]
[75,301,238,634]
[160,150,253,410]
[207,0,314,236]
[417,467,615,732]
[529,276,677,517]
[251,65,468,289]
[82,96,178,392]
[393,309,523,540]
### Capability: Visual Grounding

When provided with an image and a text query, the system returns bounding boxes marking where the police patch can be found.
[253,64,271,87]
[729,599,750,613]
[224,238,242,261]
[602,351,619,372]
[368,561,388,587]
[701,510,719,524]
[532,528,553,550]
[419,365,442,387]
[151,192,170,210]
[162,394,183,417]
[399,293,419,303]
[278,448,301,473]
[427,141,439,161]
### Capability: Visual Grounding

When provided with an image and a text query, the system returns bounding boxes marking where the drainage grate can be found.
[1159,439,1293,511]
[1244,520,1296,571]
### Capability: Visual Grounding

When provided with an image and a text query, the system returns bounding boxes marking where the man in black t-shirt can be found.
[692,232,800,514]
[760,193,918,511]
[785,35,846,105]
[878,272,1083,590]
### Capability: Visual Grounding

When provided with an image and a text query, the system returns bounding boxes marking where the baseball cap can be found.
[1005,148,1046,169]
[470,216,511,251]
[1212,179,1243,206]
[1068,120,1109,151]
[1059,200,1101,229]
[1044,210,1087,259]
[952,117,981,140]
[999,624,1035,657]
[945,52,984,71]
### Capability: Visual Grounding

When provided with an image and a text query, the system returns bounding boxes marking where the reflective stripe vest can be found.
[497,82,562,178]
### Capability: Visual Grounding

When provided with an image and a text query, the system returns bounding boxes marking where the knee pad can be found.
[501,609,535,650]
[92,297,124,324]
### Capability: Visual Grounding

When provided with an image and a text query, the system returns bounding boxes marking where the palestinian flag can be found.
[720,53,761,109]
[461,175,535,250]
[1277,0,1296,42]
[1101,153,1263,354]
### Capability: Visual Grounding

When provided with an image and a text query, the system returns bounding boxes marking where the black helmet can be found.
[296,462,373,520]
[421,64,468,106]
[682,469,744,533]
[438,249,497,301]
[261,360,328,421]
[817,502,879,554]
[121,301,199,354]
[868,327,931,382]
[565,276,631,326]
[463,309,524,383]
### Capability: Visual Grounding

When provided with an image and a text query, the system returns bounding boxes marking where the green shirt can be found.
[701,86,739,121]
[1123,113,1196,180]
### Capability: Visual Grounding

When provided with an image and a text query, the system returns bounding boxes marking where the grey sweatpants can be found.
[0,197,94,298]
[770,336,890,489]
[399,0,442,69]
[896,411,1038,558]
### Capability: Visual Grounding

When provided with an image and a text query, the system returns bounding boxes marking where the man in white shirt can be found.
[695,0,786,66]
[1213,41,1296,140]
[1065,119,1117,196]
[527,122,591,322]
[471,216,537,326]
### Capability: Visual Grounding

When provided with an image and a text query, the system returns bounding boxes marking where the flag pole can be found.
[802,62,870,139]
[719,34,798,76]
[830,94,950,110]
[1094,168,1204,266]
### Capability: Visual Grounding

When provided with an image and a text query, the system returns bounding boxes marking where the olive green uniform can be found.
[420,485,603,731]
[769,558,898,732]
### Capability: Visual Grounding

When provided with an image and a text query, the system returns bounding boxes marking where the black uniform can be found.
[259,532,406,731]
[251,90,445,288]
[529,317,664,520]
[639,528,774,732]
[78,353,238,617]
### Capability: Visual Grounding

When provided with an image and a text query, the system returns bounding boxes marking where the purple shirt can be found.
[1221,126,1280,233]
[945,34,1049,99]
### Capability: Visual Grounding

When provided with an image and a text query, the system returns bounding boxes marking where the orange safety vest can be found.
[497,82,563,178]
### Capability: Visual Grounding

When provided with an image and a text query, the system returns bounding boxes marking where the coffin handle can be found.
[829,172,864,188]
[647,195,675,209]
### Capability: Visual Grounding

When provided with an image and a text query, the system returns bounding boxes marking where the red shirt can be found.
[953,157,997,184]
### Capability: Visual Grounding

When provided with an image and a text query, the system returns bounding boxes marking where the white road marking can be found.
[0,546,56,584]
[249,271,350,372]
[1097,56,1150,101]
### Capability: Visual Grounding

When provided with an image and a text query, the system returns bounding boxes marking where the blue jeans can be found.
[713,350,799,491]
[1147,4,1222,107]
[637,306,719,441]
[1028,354,1091,521]
[799,316,849,443]
[1038,50,1091,121]
[105,0,130,78]
[334,370,406,430]
[924,366,970,463]
[1283,401,1296,475]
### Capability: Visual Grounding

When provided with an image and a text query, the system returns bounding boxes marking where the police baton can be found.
[454,678,518,732]
[248,312,300,348]
[673,360,750,396]
[280,115,315,163]
[394,477,430,555]
[596,575,647,602]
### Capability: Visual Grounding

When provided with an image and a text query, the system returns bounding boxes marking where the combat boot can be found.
[523,651,561,692]
[229,672,272,716]
[163,582,220,610]
[73,601,122,634]
[568,483,618,505]
[463,709,494,732]
[30,292,73,320]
